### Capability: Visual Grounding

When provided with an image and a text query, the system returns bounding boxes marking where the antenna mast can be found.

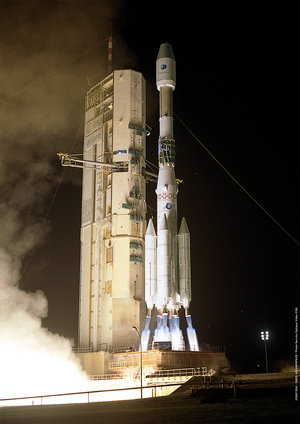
[108,35,113,73]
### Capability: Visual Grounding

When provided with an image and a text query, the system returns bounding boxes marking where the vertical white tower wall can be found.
[79,70,147,351]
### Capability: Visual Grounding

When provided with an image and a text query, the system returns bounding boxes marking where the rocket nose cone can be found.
[157,43,175,60]
[146,218,156,236]
[179,217,190,234]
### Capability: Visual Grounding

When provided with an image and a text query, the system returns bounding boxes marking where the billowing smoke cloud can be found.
[0,246,88,398]
[0,0,133,399]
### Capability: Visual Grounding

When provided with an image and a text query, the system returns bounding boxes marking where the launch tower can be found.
[78,70,147,352]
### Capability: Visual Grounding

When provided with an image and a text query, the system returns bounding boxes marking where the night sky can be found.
[1,1,298,373]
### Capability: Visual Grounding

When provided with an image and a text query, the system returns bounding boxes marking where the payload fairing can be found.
[145,44,191,316]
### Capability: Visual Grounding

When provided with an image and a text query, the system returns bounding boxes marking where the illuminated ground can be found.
[1,388,298,424]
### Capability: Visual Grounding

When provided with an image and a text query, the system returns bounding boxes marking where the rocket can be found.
[145,43,191,316]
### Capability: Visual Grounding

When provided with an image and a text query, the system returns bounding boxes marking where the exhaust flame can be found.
[154,313,170,342]
[169,315,185,351]
[140,316,151,351]
[186,315,200,351]
[152,312,197,351]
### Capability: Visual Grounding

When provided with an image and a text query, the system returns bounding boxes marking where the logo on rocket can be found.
[161,64,167,70]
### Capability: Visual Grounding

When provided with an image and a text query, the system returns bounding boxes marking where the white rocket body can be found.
[145,43,191,314]
[178,217,191,309]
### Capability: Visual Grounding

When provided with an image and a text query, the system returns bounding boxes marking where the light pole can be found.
[133,326,143,399]
[260,331,269,373]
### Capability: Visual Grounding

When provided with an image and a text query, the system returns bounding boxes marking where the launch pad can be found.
[74,345,229,379]
[109,349,229,376]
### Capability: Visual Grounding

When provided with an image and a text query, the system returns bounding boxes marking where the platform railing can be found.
[146,367,208,379]
[72,347,92,353]
[112,346,136,354]
[89,374,127,381]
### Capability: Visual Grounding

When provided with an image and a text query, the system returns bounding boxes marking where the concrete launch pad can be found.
[109,349,230,376]
[75,348,230,378]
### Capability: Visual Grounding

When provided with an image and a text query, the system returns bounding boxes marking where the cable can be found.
[146,202,156,215]
[44,112,85,221]
[146,159,159,170]
[22,113,85,275]
[145,160,158,176]
[174,113,300,247]
[68,113,85,155]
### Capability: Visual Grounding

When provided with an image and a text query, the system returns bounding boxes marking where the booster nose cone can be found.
[156,42,176,90]
[146,218,156,236]
[179,217,190,234]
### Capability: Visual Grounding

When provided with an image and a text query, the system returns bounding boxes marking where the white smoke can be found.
[0,0,134,400]
[0,243,89,398]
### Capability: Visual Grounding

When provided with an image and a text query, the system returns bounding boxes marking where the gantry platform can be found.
[109,349,230,375]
